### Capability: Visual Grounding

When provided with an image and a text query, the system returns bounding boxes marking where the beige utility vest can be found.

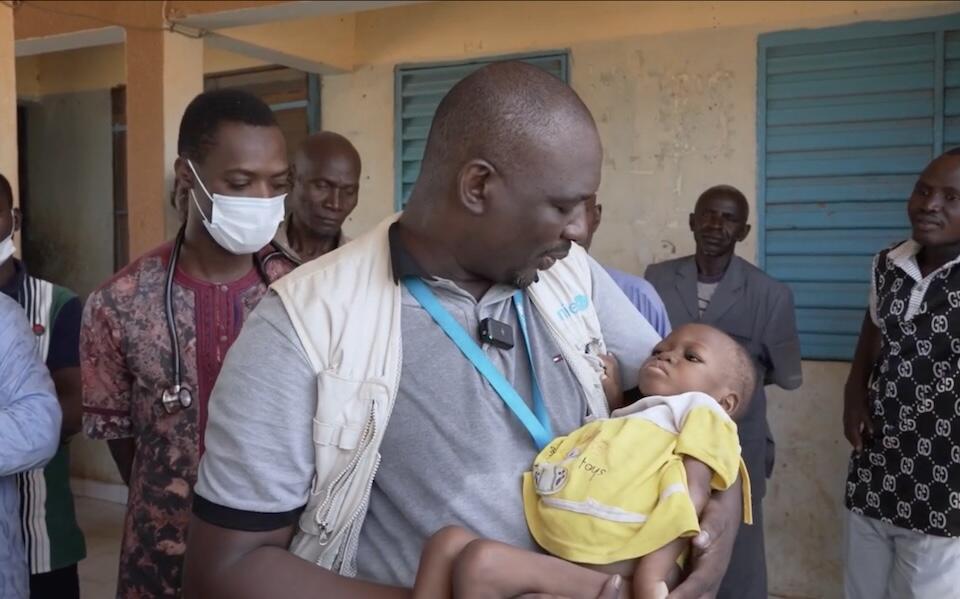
[272,215,611,575]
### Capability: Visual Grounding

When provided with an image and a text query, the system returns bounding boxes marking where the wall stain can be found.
[648,63,736,199]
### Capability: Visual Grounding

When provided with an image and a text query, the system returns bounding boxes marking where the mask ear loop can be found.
[185,160,215,225]
[186,159,216,201]
[188,189,213,226]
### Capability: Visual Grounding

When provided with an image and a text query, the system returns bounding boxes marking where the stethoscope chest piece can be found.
[161,385,193,414]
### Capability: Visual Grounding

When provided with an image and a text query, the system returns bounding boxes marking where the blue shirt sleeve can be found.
[0,295,61,476]
[603,266,672,338]
[46,296,82,373]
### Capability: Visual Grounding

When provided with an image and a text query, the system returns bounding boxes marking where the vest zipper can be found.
[314,401,378,546]
[332,451,382,573]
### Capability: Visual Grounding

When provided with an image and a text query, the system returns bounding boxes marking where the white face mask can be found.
[187,160,286,255]
[0,212,14,264]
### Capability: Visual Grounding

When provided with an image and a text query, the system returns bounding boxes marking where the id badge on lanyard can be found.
[403,277,554,450]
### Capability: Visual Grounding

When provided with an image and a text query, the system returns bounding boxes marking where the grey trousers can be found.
[844,511,960,599]
[717,438,768,599]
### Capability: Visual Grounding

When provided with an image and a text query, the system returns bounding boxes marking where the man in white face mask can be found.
[79,89,296,599]
[0,173,87,599]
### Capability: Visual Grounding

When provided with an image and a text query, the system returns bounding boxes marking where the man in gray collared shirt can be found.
[194,223,660,587]
[185,61,746,599]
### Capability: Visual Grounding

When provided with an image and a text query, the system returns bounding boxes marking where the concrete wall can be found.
[22,91,114,299]
[1,4,17,208]
[15,43,269,99]
[319,2,960,597]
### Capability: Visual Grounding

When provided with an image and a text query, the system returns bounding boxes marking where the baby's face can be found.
[637,324,735,409]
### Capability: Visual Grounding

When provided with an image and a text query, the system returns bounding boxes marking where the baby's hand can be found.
[599,353,623,410]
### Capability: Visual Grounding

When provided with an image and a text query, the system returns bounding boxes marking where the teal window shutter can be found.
[394,52,569,210]
[758,13,960,360]
[948,31,960,147]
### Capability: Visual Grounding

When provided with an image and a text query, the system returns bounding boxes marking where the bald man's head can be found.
[406,61,603,288]
[289,131,361,241]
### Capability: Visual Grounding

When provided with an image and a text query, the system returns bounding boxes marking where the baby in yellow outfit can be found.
[413,323,756,599]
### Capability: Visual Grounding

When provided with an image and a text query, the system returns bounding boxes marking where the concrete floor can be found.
[76,496,124,599]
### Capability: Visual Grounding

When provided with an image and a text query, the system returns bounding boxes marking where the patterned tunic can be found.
[81,241,294,598]
[846,240,960,537]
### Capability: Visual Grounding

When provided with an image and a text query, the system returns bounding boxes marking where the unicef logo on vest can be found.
[556,294,590,321]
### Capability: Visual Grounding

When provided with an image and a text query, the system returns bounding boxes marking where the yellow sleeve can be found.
[739,459,754,525]
[674,405,742,492]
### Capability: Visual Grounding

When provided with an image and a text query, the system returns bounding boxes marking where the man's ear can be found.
[737,223,752,242]
[718,390,740,417]
[12,207,21,233]
[174,157,197,193]
[592,203,603,233]
[458,159,495,216]
[688,212,696,232]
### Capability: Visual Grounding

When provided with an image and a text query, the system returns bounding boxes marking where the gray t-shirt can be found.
[697,281,719,316]
[195,256,660,587]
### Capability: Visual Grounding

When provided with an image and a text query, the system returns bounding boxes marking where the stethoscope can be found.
[160,226,301,414]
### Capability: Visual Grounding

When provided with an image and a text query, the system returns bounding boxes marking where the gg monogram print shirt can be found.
[846,240,960,537]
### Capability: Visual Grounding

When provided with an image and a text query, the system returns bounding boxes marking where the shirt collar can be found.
[888,239,960,282]
[388,222,517,305]
[389,222,433,283]
[276,217,349,263]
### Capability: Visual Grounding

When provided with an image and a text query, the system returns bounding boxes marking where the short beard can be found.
[512,270,540,289]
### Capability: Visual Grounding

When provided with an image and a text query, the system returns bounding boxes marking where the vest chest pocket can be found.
[307,371,389,546]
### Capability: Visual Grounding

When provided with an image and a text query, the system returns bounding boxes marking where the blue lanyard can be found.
[403,277,554,450]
